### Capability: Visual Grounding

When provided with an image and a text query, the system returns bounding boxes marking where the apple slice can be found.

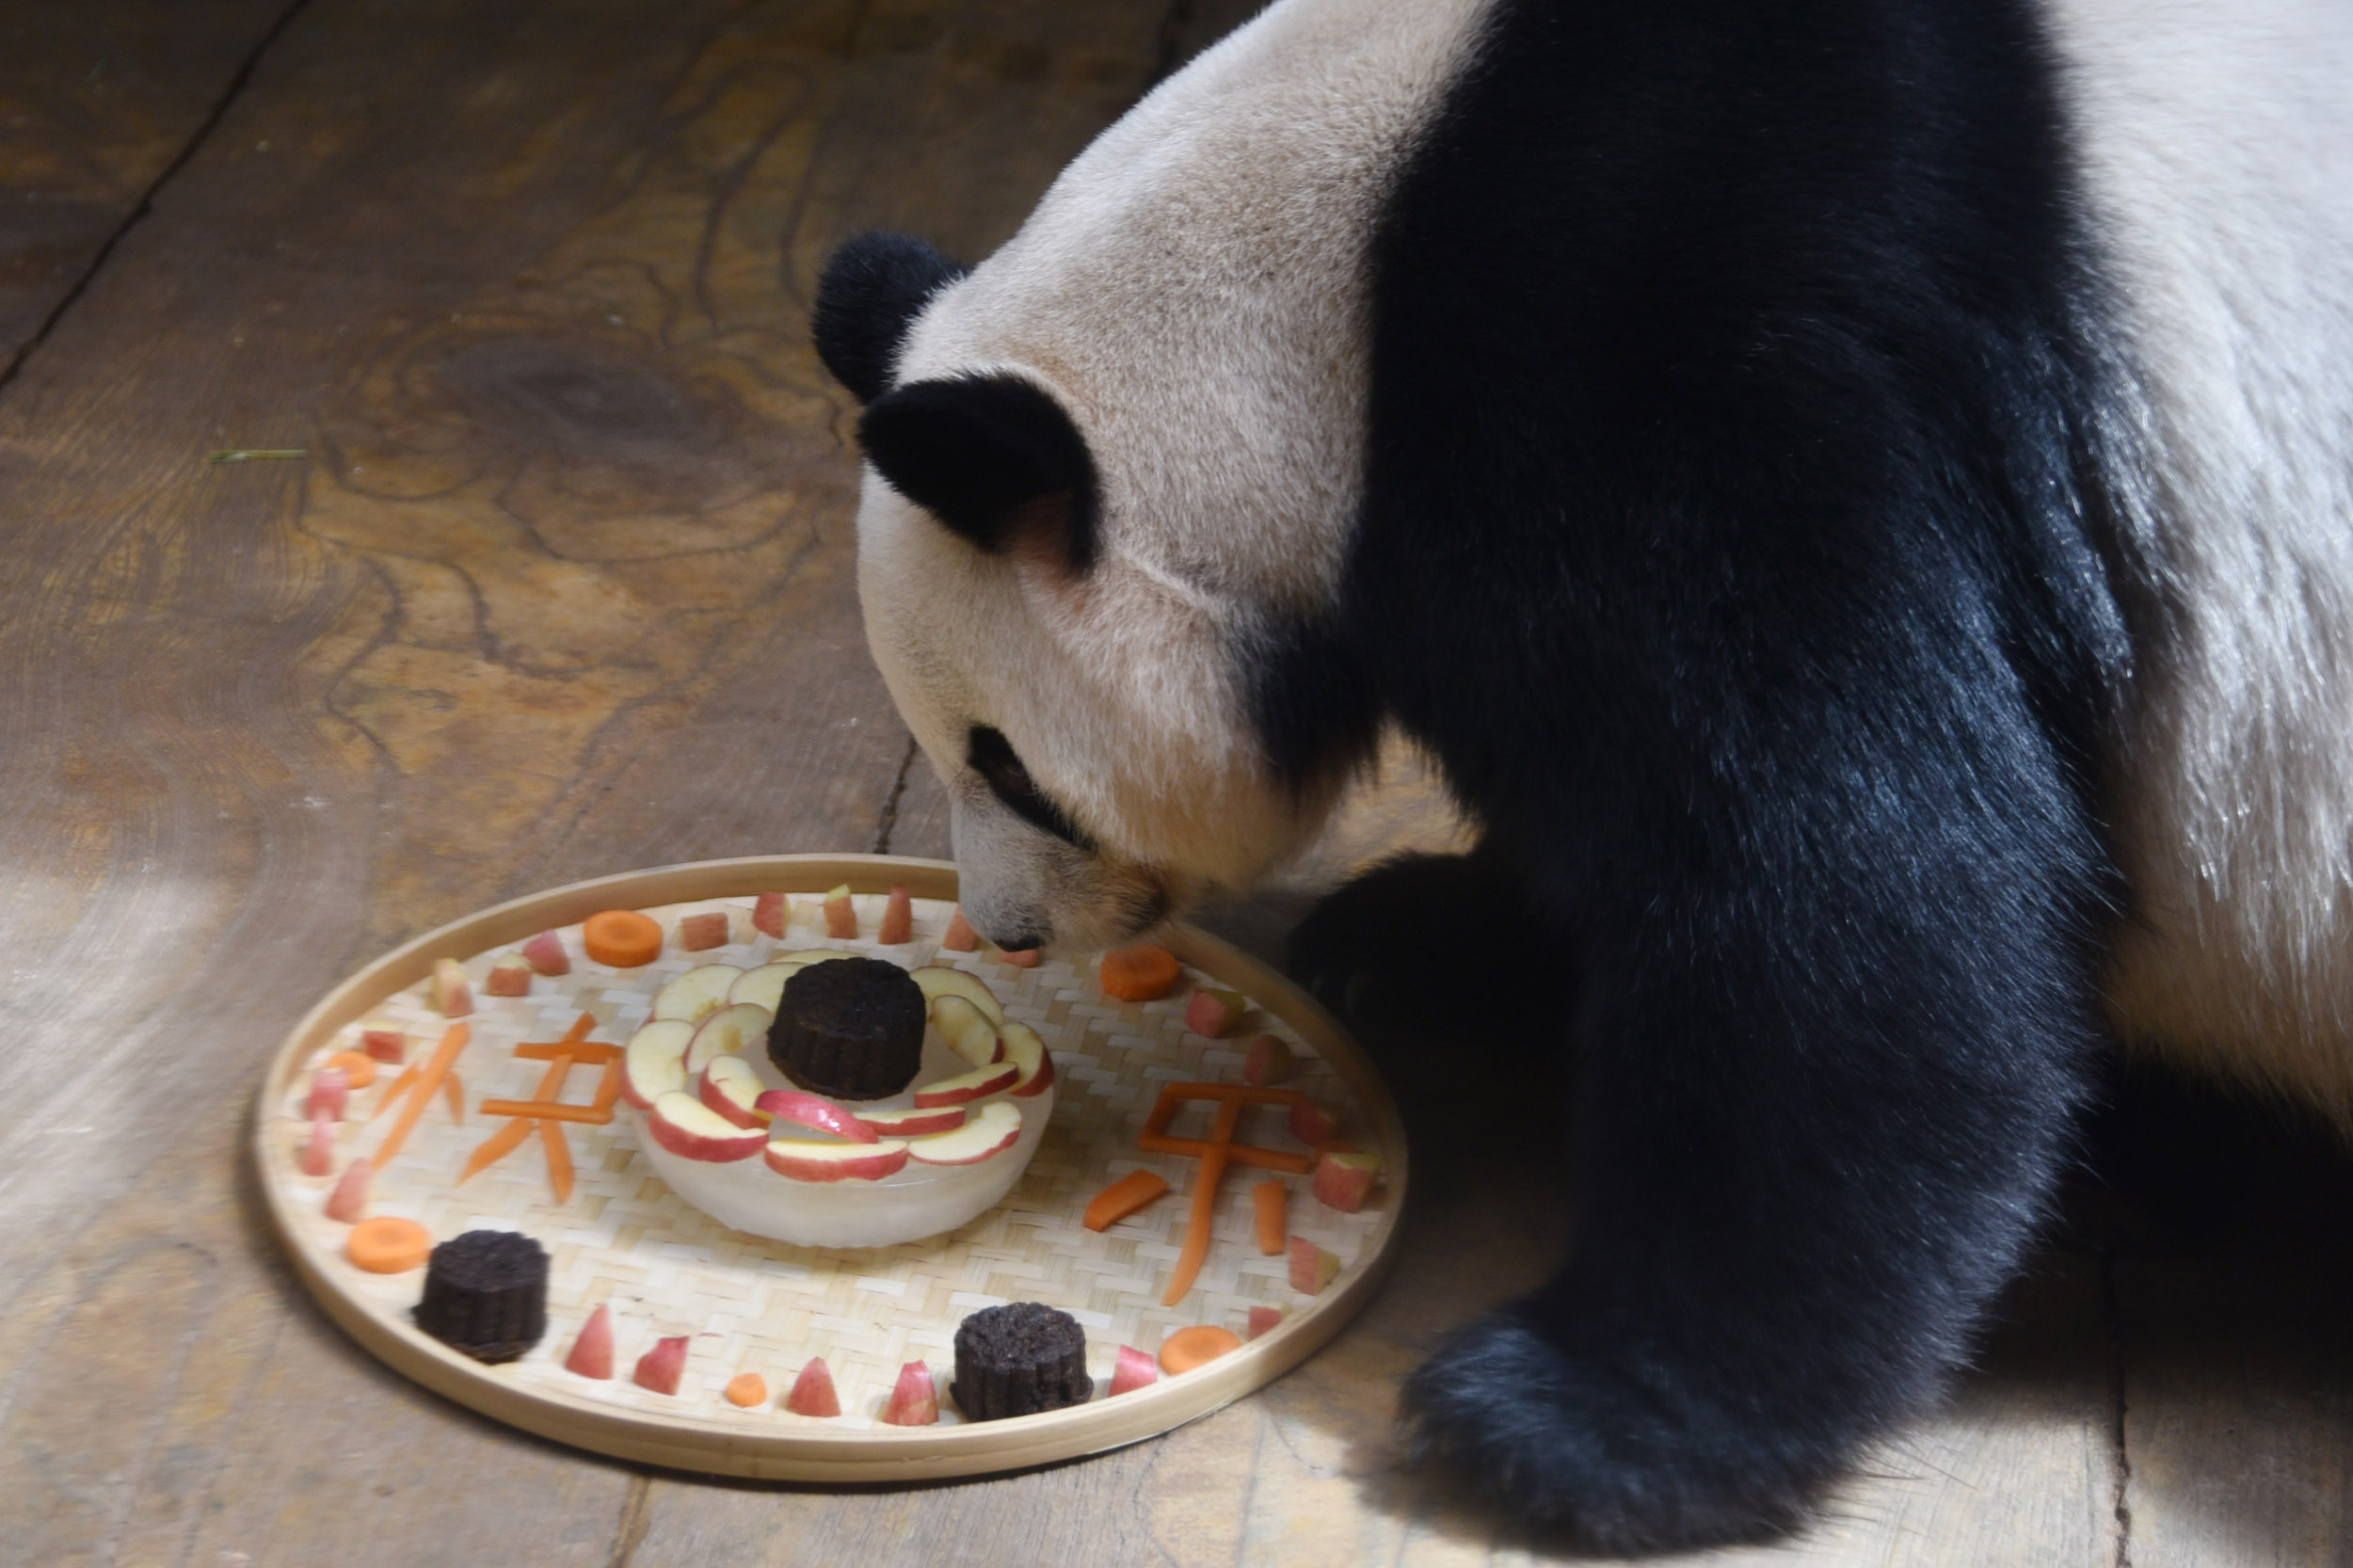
[565,1303,616,1379]
[1287,1098,1339,1146]
[998,1022,1056,1098]
[486,953,534,997]
[904,1099,1021,1165]
[1184,987,1245,1038]
[755,1089,878,1143]
[432,957,473,1017]
[360,1028,407,1064]
[651,963,745,1025]
[1312,1150,1381,1213]
[299,1112,335,1176]
[648,1091,766,1161]
[752,890,788,938]
[785,1356,840,1416]
[762,1137,910,1182]
[823,883,856,939]
[911,966,1005,1025]
[306,1065,350,1122]
[857,1103,968,1137]
[1108,1344,1159,1396]
[325,1156,372,1222]
[941,907,980,952]
[683,1002,770,1077]
[698,1056,767,1129]
[932,994,1002,1068]
[877,883,914,944]
[911,1061,1019,1109]
[1247,1304,1289,1339]
[880,1361,937,1426]
[622,1020,694,1111]
[1241,1032,1294,1087]
[679,910,730,952]
[520,930,570,975]
[727,961,803,1015]
[634,1334,690,1394]
[1288,1236,1341,1296]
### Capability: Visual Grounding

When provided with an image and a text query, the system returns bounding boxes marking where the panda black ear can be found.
[811,232,968,405]
[858,373,1100,572]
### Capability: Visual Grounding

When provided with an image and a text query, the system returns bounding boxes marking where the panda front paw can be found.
[1401,1308,1830,1553]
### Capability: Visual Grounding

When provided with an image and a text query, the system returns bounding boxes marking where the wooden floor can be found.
[3,3,2348,1563]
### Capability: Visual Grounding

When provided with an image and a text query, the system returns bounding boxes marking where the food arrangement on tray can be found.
[258,861,1401,1468]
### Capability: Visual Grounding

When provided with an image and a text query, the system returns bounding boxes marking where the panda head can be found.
[812,216,1381,953]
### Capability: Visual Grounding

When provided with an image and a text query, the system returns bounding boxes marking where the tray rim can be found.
[252,852,1408,1481]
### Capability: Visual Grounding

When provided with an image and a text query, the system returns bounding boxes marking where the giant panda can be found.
[808,0,2353,1549]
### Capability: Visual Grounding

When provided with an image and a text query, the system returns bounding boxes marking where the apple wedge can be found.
[622,1019,694,1111]
[1241,1032,1294,1087]
[486,953,534,997]
[755,1089,878,1143]
[652,963,744,1024]
[910,966,1005,1026]
[1312,1150,1382,1213]
[432,957,473,1017]
[904,1099,1021,1165]
[880,1361,937,1426]
[858,1104,968,1137]
[727,961,803,1016]
[698,1056,767,1129]
[932,994,1002,1068]
[1287,1098,1339,1146]
[1184,986,1245,1038]
[1288,1236,1342,1295]
[1108,1344,1159,1396]
[565,1303,615,1380]
[633,1334,690,1394]
[678,910,730,952]
[823,883,856,939]
[877,883,914,944]
[911,1061,1019,1109]
[941,907,980,952]
[360,1028,407,1064]
[647,1091,766,1161]
[785,1356,840,1416]
[762,1136,910,1182]
[998,1022,1056,1098]
[520,930,570,975]
[751,890,788,938]
[683,1002,770,1077]
[1248,1304,1289,1339]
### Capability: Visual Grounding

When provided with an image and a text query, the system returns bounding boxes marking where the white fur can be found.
[2049,0,2353,1126]
[856,0,1493,947]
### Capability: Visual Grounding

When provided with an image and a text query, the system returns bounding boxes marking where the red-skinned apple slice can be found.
[633,1334,689,1394]
[1287,1098,1339,1145]
[683,1002,769,1077]
[754,1089,877,1143]
[486,953,534,997]
[785,1356,840,1416]
[857,1103,968,1136]
[698,1056,767,1129]
[880,1361,937,1425]
[910,966,1005,1025]
[678,910,729,951]
[432,957,472,1017]
[823,883,856,938]
[1288,1236,1341,1295]
[1248,1304,1289,1339]
[998,1022,1056,1098]
[520,930,570,975]
[648,1091,766,1161]
[751,890,787,938]
[1241,1032,1294,1086]
[360,1028,406,1064]
[727,961,802,1015]
[941,907,980,952]
[1312,1150,1381,1213]
[1184,986,1245,1038]
[565,1303,615,1379]
[904,1099,1021,1164]
[877,883,914,944]
[1108,1344,1159,1396]
[931,994,1001,1068]
[762,1136,910,1182]
[911,1061,1019,1108]
[652,963,744,1024]
[622,1020,693,1110]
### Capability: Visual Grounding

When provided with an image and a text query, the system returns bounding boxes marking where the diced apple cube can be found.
[1108,1344,1159,1396]
[1312,1150,1382,1213]
[823,884,856,939]
[360,1029,407,1064]
[752,891,788,938]
[633,1334,690,1395]
[679,911,729,952]
[941,907,980,952]
[565,1303,616,1380]
[306,1065,349,1122]
[520,931,569,975]
[1287,1098,1338,1146]
[431,957,473,1017]
[1247,1304,1289,1340]
[880,1361,938,1426]
[785,1356,841,1417]
[325,1156,372,1222]
[1241,1033,1294,1086]
[878,884,914,944]
[299,1112,336,1177]
[1184,987,1245,1038]
[1289,1236,1342,1296]
[485,954,533,997]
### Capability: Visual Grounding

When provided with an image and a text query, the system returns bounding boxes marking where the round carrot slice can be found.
[1158,1325,1243,1375]
[324,1049,378,1089]
[346,1217,432,1274]
[1099,944,1181,1001]
[584,909,663,968]
[725,1372,769,1408]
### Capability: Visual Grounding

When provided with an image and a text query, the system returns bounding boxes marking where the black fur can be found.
[811,231,967,405]
[859,375,1102,571]
[1271,0,2137,1549]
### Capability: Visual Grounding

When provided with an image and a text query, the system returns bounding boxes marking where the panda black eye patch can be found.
[967,726,1091,850]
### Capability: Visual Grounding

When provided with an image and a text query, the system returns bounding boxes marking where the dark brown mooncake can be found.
[413,1229,549,1363]
[767,955,926,1100]
[951,1301,1093,1421]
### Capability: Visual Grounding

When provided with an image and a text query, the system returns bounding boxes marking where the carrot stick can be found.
[443,1071,465,1125]
[539,1119,574,1204]
[515,1040,623,1064]
[461,1051,574,1181]
[1135,1135,1311,1175]
[1083,1169,1172,1232]
[374,1023,469,1166]
[1253,1180,1287,1256]
[477,1100,613,1125]
[1162,1099,1241,1306]
[589,1059,625,1114]
[368,1064,420,1120]
[1099,944,1182,1001]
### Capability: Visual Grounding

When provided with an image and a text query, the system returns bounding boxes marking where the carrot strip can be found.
[1083,1169,1171,1232]
[1159,1325,1242,1375]
[374,1023,469,1166]
[443,1071,465,1125]
[589,1059,625,1114]
[1253,1180,1287,1256]
[539,1119,574,1204]
[1162,1099,1241,1307]
[478,1099,613,1125]
[515,1040,623,1064]
[584,909,663,968]
[1134,1137,1312,1175]
[1099,944,1182,1001]
[462,1051,574,1180]
[368,1064,420,1120]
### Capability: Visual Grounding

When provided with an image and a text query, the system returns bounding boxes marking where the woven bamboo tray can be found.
[254,855,1407,1481]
